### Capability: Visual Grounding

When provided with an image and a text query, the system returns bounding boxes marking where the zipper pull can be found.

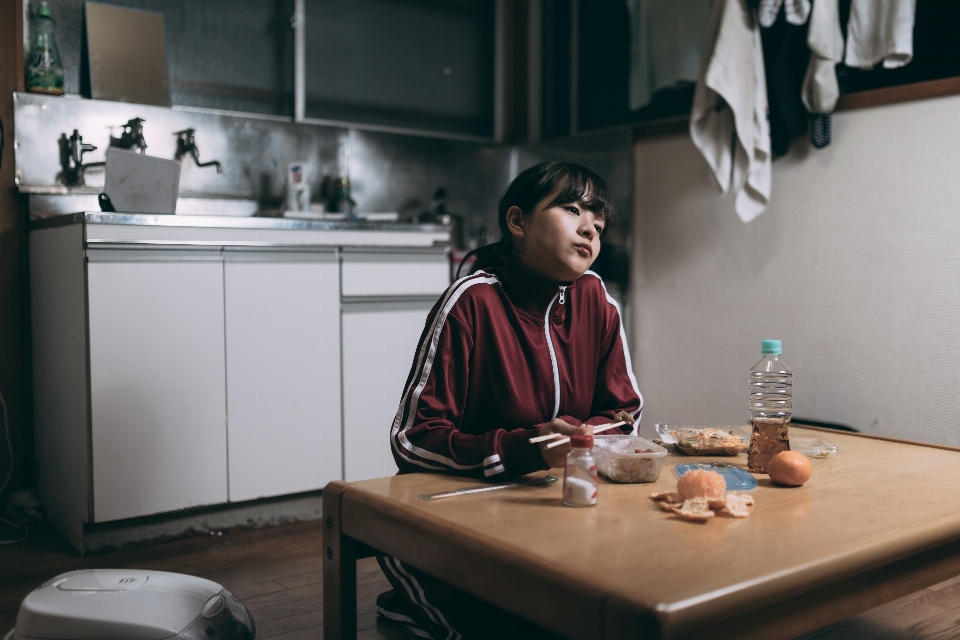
[558,286,566,305]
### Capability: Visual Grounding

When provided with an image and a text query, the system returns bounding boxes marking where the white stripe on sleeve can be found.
[390,272,502,472]
[584,271,644,426]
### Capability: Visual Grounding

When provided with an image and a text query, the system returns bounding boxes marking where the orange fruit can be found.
[768,451,812,487]
[677,469,726,500]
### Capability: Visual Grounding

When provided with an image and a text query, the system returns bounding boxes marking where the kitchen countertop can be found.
[30,211,449,233]
[30,212,452,248]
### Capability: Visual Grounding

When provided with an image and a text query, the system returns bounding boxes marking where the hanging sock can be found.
[802,0,842,150]
[758,0,810,28]
[760,10,810,158]
[811,113,831,148]
[802,0,843,115]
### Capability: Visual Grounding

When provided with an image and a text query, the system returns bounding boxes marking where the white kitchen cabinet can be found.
[341,249,451,298]
[30,214,450,552]
[342,300,436,481]
[223,250,341,502]
[86,248,228,522]
[340,247,450,481]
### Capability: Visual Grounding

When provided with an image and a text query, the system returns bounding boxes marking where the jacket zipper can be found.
[558,285,567,305]
[544,291,561,419]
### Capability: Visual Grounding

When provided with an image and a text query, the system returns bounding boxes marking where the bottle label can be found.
[26,47,64,94]
[29,48,55,70]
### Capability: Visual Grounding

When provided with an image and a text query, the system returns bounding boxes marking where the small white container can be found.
[594,435,667,483]
[563,434,598,507]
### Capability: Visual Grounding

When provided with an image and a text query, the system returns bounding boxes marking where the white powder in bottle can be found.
[563,476,597,506]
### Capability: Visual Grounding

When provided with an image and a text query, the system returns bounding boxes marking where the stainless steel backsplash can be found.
[15,92,632,256]
[14,92,511,229]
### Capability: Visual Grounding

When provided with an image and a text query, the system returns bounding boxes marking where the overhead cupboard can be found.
[29,213,449,551]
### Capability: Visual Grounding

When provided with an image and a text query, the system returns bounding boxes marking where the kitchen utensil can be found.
[418,475,558,500]
[98,193,115,212]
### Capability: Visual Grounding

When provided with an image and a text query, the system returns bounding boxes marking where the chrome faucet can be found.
[174,128,222,173]
[58,129,104,186]
[110,117,147,153]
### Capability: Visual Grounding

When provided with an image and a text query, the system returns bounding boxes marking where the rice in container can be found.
[593,435,667,483]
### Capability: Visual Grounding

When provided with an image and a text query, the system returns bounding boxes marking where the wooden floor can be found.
[3,520,960,639]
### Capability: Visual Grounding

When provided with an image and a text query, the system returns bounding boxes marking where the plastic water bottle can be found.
[747,339,792,473]
[25,1,64,95]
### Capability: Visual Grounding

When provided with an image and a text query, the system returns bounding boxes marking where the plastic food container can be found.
[732,426,840,457]
[655,424,748,456]
[788,433,839,457]
[674,462,758,490]
[593,435,667,483]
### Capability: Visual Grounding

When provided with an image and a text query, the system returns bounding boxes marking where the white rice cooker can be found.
[5,569,257,640]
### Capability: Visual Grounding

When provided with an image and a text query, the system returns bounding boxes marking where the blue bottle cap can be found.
[761,339,782,355]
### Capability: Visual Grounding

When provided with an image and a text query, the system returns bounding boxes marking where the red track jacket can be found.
[390,257,643,479]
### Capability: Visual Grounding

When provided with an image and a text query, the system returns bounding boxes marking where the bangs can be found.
[496,161,616,241]
[541,167,614,219]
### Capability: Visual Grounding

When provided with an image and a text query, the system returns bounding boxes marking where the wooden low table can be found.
[323,428,960,639]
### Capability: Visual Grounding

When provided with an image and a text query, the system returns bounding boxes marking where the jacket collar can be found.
[495,255,574,317]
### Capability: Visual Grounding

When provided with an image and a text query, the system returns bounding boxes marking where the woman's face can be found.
[508,193,605,282]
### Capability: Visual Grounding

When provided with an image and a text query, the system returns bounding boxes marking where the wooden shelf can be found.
[837,75,960,111]
[631,75,960,140]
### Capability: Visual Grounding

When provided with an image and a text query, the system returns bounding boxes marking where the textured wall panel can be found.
[14,93,511,225]
[631,94,960,446]
[41,0,294,116]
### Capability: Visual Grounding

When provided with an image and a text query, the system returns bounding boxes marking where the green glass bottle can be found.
[25,1,65,95]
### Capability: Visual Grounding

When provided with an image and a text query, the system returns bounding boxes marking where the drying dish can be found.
[655,424,748,456]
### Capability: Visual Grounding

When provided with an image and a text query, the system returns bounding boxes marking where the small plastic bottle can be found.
[747,339,793,473]
[26,1,64,95]
[562,434,598,507]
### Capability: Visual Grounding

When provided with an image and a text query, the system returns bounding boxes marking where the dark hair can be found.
[457,161,614,278]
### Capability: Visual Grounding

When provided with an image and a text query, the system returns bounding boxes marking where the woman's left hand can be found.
[537,419,590,468]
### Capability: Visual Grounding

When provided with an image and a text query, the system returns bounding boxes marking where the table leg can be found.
[324,481,357,640]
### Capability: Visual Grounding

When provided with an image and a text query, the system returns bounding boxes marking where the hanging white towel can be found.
[844,0,916,69]
[802,0,844,113]
[690,0,771,223]
[627,0,714,110]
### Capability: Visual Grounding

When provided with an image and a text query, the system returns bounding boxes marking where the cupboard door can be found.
[87,253,227,522]
[341,249,450,298]
[304,0,496,137]
[341,300,433,481]
[224,252,341,501]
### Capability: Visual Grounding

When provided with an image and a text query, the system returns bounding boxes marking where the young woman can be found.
[377,161,643,640]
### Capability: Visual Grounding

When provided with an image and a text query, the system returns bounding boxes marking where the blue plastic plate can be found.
[674,462,758,491]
